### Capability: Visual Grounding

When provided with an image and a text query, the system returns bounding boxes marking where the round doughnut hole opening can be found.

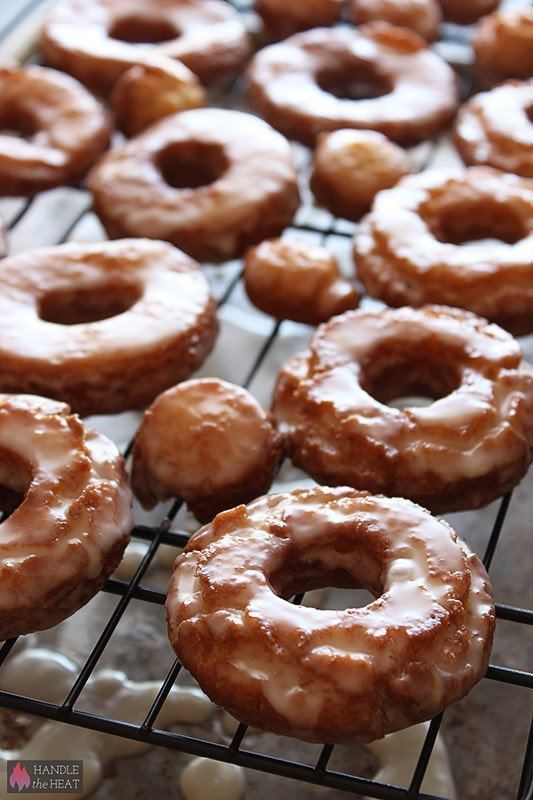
[362,354,461,409]
[38,281,142,325]
[317,64,392,101]
[422,199,527,245]
[157,141,228,190]
[0,447,32,517]
[110,15,179,44]
[526,105,533,124]
[0,108,38,141]
[300,587,376,610]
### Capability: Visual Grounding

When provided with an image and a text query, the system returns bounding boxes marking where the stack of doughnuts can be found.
[0,0,529,755]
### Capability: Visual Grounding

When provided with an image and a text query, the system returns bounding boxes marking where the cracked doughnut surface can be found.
[0,394,131,640]
[167,486,495,743]
[273,306,533,513]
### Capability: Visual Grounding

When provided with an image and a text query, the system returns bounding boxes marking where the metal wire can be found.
[0,2,531,799]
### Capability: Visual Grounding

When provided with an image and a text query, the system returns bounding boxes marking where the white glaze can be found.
[180,757,246,800]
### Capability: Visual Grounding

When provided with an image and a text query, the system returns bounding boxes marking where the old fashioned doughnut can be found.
[111,58,205,137]
[0,239,217,416]
[255,0,343,37]
[0,64,109,196]
[244,238,359,324]
[273,306,533,513]
[311,129,411,221]
[354,168,533,335]
[474,9,533,87]
[350,0,441,42]
[40,0,251,93]
[167,486,495,743]
[0,394,131,640]
[455,82,533,178]
[89,108,300,262]
[132,379,281,522]
[437,0,498,25]
[247,24,458,147]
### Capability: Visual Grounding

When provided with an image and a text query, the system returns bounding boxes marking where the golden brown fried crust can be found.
[167,487,495,743]
[437,0,498,24]
[40,0,251,93]
[244,238,359,325]
[474,9,533,87]
[256,0,343,37]
[0,64,110,196]
[354,167,533,336]
[132,379,281,522]
[247,23,458,147]
[0,239,218,416]
[0,394,132,640]
[310,129,411,221]
[350,0,441,42]
[273,306,533,513]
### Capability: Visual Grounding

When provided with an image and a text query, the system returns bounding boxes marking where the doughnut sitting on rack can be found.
[349,0,441,42]
[455,81,533,178]
[311,129,412,221]
[132,379,281,522]
[273,306,533,514]
[0,239,217,416]
[89,108,300,262]
[167,486,495,743]
[40,0,251,93]
[0,394,131,640]
[247,23,459,146]
[473,8,533,87]
[0,64,109,196]
[354,167,533,335]
[244,238,359,325]
[255,0,343,37]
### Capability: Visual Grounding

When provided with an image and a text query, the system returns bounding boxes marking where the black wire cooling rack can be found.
[0,1,531,798]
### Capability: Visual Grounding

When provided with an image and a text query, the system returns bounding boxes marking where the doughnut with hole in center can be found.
[132,379,281,522]
[255,0,343,37]
[0,64,110,196]
[39,0,251,93]
[0,239,218,416]
[354,168,533,335]
[350,0,441,42]
[455,81,533,178]
[436,0,498,25]
[247,23,458,146]
[244,238,359,324]
[0,394,131,640]
[273,306,533,513]
[473,9,533,87]
[167,486,495,743]
[89,108,300,262]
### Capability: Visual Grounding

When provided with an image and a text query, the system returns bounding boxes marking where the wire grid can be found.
[0,1,531,799]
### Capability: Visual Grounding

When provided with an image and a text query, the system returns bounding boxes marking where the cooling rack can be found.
[0,1,531,798]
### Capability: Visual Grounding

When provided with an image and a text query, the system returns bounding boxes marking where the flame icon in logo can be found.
[9,763,31,792]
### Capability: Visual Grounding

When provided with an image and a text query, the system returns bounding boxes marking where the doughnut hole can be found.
[361,350,462,408]
[109,15,179,44]
[156,141,228,190]
[38,281,143,325]
[317,63,392,102]
[0,446,32,516]
[420,195,528,246]
[0,106,38,141]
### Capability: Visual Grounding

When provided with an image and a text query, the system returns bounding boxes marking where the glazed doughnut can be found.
[310,129,411,221]
[247,23,458,146]
[132,379,281,522]
[244,239,359,325]
[455,81,533,178]
[273,306,533,513]
[350,0,441,42]
[111,58,205,137]
[255,0,343,37]
[40,0,251,93]
[0,64,109,196]
[354,168,533,335]
[167,486,495,743]
[0,394,131,640]
[436,0,498,25]
[89,109,300,262]
[474,9,533,87]
[0,239,217,417]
